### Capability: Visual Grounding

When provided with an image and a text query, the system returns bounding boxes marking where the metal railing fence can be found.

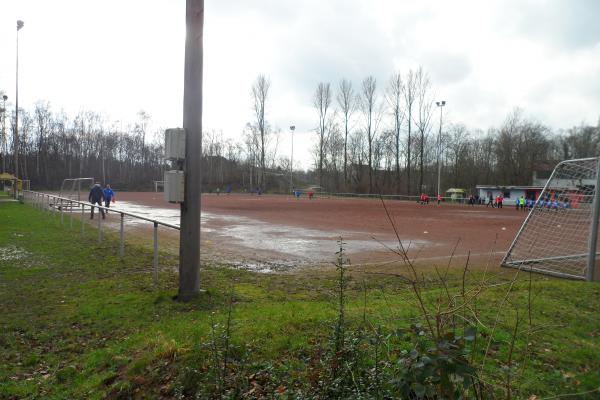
[22,190,179,283]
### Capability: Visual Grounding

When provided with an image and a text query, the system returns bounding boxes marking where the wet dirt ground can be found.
[102,192,528,273]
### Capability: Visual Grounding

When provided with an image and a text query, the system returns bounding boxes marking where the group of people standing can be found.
[88,183,115,219]
[419,193,445,205]
[485,193,571,211]
[486,194,504,208]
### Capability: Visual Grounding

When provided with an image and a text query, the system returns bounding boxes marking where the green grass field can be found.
[1,199,599,399]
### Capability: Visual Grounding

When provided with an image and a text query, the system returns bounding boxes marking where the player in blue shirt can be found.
[103,184,115,213]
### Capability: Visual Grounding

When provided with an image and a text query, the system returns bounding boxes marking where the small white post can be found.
[60,200,64,224]
[97,210,102,244]
[119,213,125,258]
[153,222,159,284]
[80,203,85,235]
[70,201,74,229]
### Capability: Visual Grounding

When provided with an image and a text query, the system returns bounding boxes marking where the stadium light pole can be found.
[14,20,24,199]
[1,95,7,173]
[178,0,203,301]
[435,100,446,198]
[289,125,295,194]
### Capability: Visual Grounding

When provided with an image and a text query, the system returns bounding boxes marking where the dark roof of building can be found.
[476,185,544,190]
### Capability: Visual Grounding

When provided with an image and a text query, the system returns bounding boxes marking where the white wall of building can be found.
[477,188,532,205]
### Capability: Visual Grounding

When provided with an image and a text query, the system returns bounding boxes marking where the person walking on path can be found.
[89,183,105,219]
[103,184,115,213]
[437,194,442,205]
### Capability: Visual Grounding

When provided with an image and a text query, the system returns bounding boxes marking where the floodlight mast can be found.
[435,100,446,198]
[289,125,295,193]
[1,95,7,173]
[178,0,203,301]
[14,20,24,198]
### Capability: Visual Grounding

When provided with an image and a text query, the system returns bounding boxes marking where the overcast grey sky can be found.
[1,0,599,169]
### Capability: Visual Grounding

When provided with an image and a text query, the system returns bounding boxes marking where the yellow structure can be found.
[445,188,466,202]
[0,173,22,190]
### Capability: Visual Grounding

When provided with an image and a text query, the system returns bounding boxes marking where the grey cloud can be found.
[498,0,600,50]
[421,51,472,85]
[265,1,395,102]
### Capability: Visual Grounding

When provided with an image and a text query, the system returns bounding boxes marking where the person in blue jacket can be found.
[103,184,115,213]
[88,183,105,219]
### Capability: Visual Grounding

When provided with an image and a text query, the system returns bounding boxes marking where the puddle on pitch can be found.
[111,201,430,270]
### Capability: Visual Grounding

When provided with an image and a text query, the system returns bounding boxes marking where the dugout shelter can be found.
[445,188,466,202]
[0,173,22,193]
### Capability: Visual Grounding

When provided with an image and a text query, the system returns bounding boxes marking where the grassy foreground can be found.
[0,200,599,399]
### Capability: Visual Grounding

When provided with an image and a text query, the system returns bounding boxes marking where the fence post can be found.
[80,203,85,235]
[70,201,74,229]
[119,213,125,258]
[97,210,102,245]
[153,222,158,284]
[60,200,64,225]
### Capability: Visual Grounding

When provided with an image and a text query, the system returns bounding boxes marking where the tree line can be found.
[245,70,599,195]
[0,72,598,193]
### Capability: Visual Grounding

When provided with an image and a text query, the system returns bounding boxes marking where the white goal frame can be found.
[502,157,600,281]
[59,178,95,202]
[154,180,164,192]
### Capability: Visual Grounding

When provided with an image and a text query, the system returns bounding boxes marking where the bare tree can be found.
[136,110,150,164]
[348,129,367,190]
[360,76,382,193]
[326,124,344,190]
[413,67,433,193]
[446,123,470,187]
[386,72,405,191]
[34,101,52,185]
[314,82,333,187]
[336,79,356,188]
[403,69,417,194]
[251,75,271,188]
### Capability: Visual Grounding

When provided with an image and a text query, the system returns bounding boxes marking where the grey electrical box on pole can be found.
[165,128,186,160]
[178,0,203,301]
[164,128,186,203]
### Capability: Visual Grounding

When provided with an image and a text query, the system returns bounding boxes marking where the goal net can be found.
[502,157,600,280]
[59,178,94,202]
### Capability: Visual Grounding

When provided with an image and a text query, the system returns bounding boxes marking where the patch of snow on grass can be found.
[0,245,31,262]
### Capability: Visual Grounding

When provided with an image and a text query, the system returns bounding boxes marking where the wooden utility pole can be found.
[178,0,203,301]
